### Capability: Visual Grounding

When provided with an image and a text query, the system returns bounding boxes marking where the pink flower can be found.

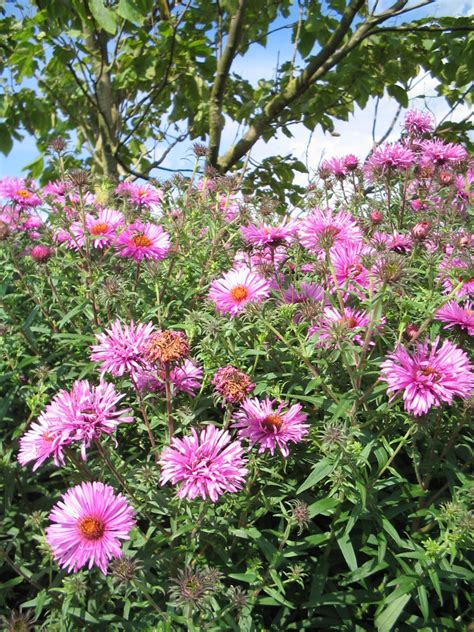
[136,359,203,396]
[308,306,373,347]
[436,301,474,336]
[209,266,270,317]
[403,110,434,136]
[330,242,371,293]
[212,365,255,404]
[46,481,135,574]
[241,220,297,248]
[320,157,348,180]
[283,282,324,305]
[343,154,359,171]
[159,425,247,502]
[232,397,309,457]
[43,180,71,201]
[90,319,155,379]
[438,257,474,298]
[364,142,415,179]
[114,221,171,261]
[30,245,53,262]
[420,139,468,167]
[298,208,362,253]
[18,416,66,471]
[40,380,133,460]
[115,181,163,208]
[70,209,125,249]
[380,337,474,416]
[217,193,240,222]
[0,177,41,207]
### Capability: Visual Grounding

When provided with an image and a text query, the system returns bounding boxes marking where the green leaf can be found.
[308,497,339,518]
[297,457,335,494]
[376,594,411,632]
[387,84,409,108]
[117,0,145,25]
[88,0,117,34]
[337,532,358,571]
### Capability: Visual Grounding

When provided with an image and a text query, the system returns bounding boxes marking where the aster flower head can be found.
[308,306,373,347]
[232,397,309,457]
[30,245,53,262]
[420,139,468,168]
[159,424,247,502]
[70,208,125,249]
[212,365,255,404]
[144,329,190,367]
[209,266,271,317]
[46,481,135,574]
[115,181,163,208]
[240,219,297,248]
[18,415,66,471]
[364,142,415,180]
[403,109,434,136]
[319,157,348,180]
[114,221,171,261]
[170,566,222,609]
[436,300,474,336]
[39,380,133,460]
[298,208,363,254]
[0,177,41,207]
[330,241,372,294]
[135,359,202,396]
[380,337,474,416]
[343,154,359,171]
[91,319,155,380]
[438,256,474,298]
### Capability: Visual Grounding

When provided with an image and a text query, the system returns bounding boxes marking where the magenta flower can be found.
[114,221,171,261]
[159,425,247,502]
[136,359,203,396]
[217,192,240,222]
[0,177,41,207]
[209,266,270,317]
[403,110,434,136]
[436,301,474,336]
[320,157,348,179]
[364,142,415,179]
[420,139,468,167]
[438,256,474,298]
[46,481,135,574]
[30,245,53,263]
[308,306,373,347]
[91,319,155,380]
[40,380,133,460]
[298,208,362,253]
[380,337,474,416]
[70,208,125,249]
[241,220,297,248]
[18,416,66,471]
[115,181,163,208]
[283,282,324,305]
[330,242,371,293]
[232,397,309,457]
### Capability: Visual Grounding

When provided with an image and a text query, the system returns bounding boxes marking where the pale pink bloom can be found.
[115,181,163,208]
[18,416,66,471]
[209,266,270,317]
[308,306,374,347]
[53,228,73,246]
[364,142,415,179]
[41,380,133,460]
[438,257,474,298]
[46,481,135,574]
[70,209,125,249]
[241,220,297,248]
[197,178,217,194]
[232,397,309,457]
[380,337,474,416]
[298,208,362,253]
[330,242,371,293]
[420,139,468,167]
[388,231,412,254]
[91,319,155,379]
[283,282,324,305]
[436,300,474,336]
[0,177,41,207]
[217,193,240,222]
[159,425,247,502]
[136,359,203,396]
[43,180,72,201]
[114,221,171,261]
[0,206,20,230]
[320,157,348,179]
[403,110,434,136]
[19,215,43,231]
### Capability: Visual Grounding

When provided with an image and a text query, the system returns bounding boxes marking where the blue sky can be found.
[0,0,472,181]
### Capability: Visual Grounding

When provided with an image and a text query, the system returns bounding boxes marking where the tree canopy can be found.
[0,0,473,188]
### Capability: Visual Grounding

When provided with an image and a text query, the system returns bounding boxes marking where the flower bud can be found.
[370,211,383,224]
[411,221,430,241]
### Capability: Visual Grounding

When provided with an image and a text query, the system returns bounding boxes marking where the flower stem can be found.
[164,365,174,440]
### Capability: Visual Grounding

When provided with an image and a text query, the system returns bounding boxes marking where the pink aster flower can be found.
[91,319,155,380]
[18,416,66,471]
[436,300,474,336]
[217,193,240,222]
[232,397,309,457]
[41,380,133,460]
[70,208,125,249]
[343,154,359,171]
[320,157,348,180]
[30,245,53,263]
[403,109,434,136]
[420,139,468,167]
[43,180,71,201]
[136,359,203,396]
[309,305,373,347]
[0,177,41,207]
[283,282,324,305]
[46,481,135,574]
[298,208,362,254]
[438,256,474,298]
[159,424,247,502]
[364,142,415,180]
[330,242,372,293]
[114,221,171,261]
[115,181,163,208]
[241,219,297,248]
[209,266,271,317]
[380,337,474,416]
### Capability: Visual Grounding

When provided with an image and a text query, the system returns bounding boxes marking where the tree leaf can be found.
[88,0,117,34]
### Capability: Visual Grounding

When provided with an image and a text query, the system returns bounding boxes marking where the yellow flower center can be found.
[79,516,105,540]
[16,189,31,199]
[230,285,249,302]
[132,233,152,248]
[91,222,109,235]
[262,414,284,430]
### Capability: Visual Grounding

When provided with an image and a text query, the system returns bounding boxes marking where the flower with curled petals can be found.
[114,221,171,261]
[209,266,270,317]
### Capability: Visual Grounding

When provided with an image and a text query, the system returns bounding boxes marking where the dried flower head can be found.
[318,421,348,449]
[288,500,311,534]
[374,252,405,283]
[170,566,222,609]
[0,220,11,240]
[212,365,255,404]
[1,609,35,632]
[48,137,68,153]
[192,143,208,157]
[110,556,143,586]
[68,169,90,188]
[227,585,249,612]
[145,330,190,365]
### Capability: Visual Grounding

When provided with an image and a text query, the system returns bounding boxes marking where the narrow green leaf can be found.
[337,532,358,571]
[376,594,411,632]
[297,457,334,494]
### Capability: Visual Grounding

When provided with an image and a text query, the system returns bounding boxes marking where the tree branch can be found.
[208,0,249,165]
